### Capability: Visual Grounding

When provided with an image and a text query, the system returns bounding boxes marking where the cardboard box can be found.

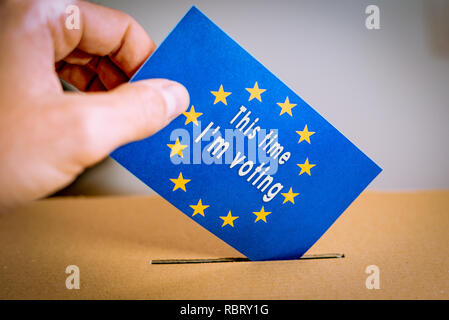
[0,191,448,299]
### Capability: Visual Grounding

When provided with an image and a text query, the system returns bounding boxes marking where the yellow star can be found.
[277,97,297,116]
[296,125,315,144]
[246,82,266,102]
[220,211,238,227]
[170,172,190,192]
[182,105,203,126]
[253,206,272,223]
[190,199,210,217]
[211,85,231,105]
[281,187,299,204]
[297,158,316,176]
[167,138,187,158]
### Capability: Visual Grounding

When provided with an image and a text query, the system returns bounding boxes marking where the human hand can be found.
[0,0,189,212]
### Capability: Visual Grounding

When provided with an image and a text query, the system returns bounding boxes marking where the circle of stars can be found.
[166,80,321,228]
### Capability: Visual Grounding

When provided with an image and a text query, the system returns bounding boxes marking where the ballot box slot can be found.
[150,253,344,264]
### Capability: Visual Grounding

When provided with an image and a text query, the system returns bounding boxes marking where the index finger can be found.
[54,0,155,77]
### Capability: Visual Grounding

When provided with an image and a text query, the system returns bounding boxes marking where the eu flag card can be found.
[111,6,382,261]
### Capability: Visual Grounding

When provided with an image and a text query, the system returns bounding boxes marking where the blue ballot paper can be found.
[111,6,382,261]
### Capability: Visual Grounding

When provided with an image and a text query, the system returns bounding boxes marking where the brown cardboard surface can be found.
[0,191,448,299]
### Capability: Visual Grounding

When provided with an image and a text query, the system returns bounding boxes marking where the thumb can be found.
[64,78,189,164]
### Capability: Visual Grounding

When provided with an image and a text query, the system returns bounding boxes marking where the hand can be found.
[0,0,189,212]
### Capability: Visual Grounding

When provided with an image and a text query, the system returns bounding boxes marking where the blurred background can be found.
[61,0,449,196]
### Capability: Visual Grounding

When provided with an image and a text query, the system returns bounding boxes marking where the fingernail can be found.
[161,82,189,118]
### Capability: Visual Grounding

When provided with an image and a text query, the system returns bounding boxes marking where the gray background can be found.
[65,0,449,195]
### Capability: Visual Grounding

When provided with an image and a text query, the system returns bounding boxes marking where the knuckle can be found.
[131,85,169,133]
[68,105,101,161]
